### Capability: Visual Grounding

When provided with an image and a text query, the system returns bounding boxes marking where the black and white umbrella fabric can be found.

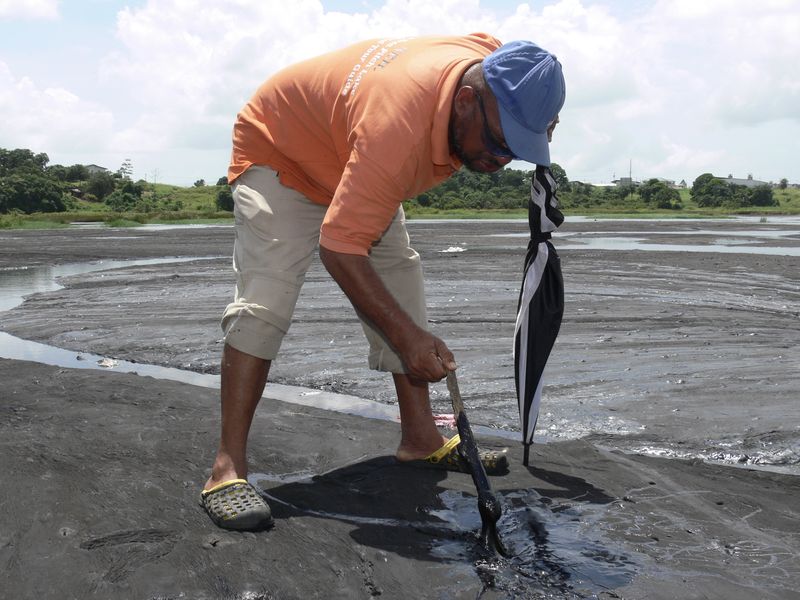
[513,166,565,466]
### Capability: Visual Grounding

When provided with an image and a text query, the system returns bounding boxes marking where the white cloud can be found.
[542,0,800,182]
[639,0,800,127]
[97,0,507,174]
[0,0,59,20]
[2,0,799,184]
[647,140,725,179]
[0,60,114,159]
[101,0,499,121]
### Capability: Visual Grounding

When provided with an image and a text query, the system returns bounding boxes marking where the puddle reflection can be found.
[0,258,401,423]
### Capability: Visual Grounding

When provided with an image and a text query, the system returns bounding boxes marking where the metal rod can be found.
[445,371,509,557]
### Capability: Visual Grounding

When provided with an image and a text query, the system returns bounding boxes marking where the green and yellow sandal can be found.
[407,434,509,475]
[201,479,274,531]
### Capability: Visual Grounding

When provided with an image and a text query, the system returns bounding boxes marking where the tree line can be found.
[0,149,68,213]
[408,164,776,211]
[0,148,188,214]
[690,173,777,208]
[1,146,778,215]
[407,164,690,211]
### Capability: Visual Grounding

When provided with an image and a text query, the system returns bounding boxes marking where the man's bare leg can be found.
[204,344,270,490]
[393,373,449,461]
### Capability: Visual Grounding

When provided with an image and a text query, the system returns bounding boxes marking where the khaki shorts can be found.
[221,165,427,373]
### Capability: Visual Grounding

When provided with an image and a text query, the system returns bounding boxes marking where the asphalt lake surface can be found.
[1,218,798,599]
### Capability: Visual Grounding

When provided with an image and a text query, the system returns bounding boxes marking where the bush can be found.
[692,174,777,208]
[412,168,530,209]
[86,171,116,200]
[0,173,66,213]
[216,186,234,211]
[640,179,681,209]
[691,174,729,207]
[747,185,777,207]
[66,164,90,181]
[105,190,139,212]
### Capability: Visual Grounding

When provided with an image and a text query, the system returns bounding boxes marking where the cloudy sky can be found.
[1,0,798,186]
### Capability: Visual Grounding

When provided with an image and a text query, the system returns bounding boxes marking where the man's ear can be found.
[452,86,476,118]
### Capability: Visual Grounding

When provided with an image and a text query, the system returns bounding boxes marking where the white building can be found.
[716,174,769,188]
[85,164,108,176]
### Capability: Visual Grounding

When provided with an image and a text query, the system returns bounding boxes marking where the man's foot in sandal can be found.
[201,479,274,531]
[401,434,509,475]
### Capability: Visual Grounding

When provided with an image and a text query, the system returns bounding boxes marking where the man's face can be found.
[451,89,515,174]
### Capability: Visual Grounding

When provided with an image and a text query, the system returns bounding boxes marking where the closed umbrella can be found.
[513,165,565,466]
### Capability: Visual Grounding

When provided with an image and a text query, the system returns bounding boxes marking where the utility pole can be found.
[628,159,633,203]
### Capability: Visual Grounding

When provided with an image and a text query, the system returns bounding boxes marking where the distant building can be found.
[85,164,108,176]
[611,176,686,189]
[716,174,768,188]
[587,182,617,188]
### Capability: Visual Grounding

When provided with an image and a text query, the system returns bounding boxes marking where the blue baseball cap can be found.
[483,41,565,166]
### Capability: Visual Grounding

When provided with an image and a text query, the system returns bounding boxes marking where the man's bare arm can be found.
[319,246,456,382]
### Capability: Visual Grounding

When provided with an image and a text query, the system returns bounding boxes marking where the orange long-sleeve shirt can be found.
[228,33,501,255]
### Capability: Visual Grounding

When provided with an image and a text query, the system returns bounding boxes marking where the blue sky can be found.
[2,0,799,186]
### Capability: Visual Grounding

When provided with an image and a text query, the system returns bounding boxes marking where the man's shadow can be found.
[256,456,466,561]
[253,455,615,563]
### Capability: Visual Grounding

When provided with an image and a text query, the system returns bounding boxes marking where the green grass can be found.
[676,186,800,214]
[0,214,70,229]
[151,183,220,211]
[0,209,234,229]
[773,188,800,211]
[3,184,798,230]
[103,218,144,228]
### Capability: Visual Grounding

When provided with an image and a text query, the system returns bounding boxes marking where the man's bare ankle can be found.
[204,457,248,491]
[396,434,449,462]
[204,470,246,490]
